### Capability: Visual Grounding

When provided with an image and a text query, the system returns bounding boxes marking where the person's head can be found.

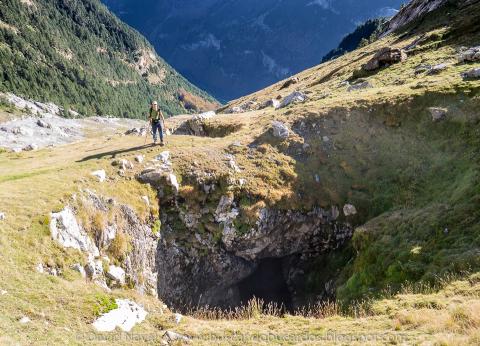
[151,101,158,110]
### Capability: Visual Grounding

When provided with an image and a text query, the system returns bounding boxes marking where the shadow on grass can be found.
[76,144,154,162]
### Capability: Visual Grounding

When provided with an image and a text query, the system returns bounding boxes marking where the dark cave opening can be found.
[237,258,293,311]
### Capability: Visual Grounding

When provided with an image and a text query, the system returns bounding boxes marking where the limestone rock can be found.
[106,265,126,285]
[278,91,307,108]
[91,170,106,182]
[428,107,448,122]
[135,155,144,163]
[343,204,357,216]
[458,46,480,63]
[92,299,147,332]
[50,207,99,257]
[348,80,372,92]
[462,68,480,79]
[271,121,290,139]
[174,313,183,324]
[163,330,190,343]
[0,212,5,220]
[112,159,133,170]
[427,63,449,75]
[260,98,281,110]
[19,316,31,324]
[363,47,407,71]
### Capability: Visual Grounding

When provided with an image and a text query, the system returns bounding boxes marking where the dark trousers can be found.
[152,121,164,142]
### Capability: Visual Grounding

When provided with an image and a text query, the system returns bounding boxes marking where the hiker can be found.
[148,100,165,146]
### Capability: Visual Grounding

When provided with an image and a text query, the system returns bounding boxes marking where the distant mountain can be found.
[0,0,217,117]
[102,0,406,101]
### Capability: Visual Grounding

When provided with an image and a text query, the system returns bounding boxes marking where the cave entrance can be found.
[238,258,293,311]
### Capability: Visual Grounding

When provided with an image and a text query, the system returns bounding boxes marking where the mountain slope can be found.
[0,0,217,117]
[1,0,480,344]
[102,0,405,101]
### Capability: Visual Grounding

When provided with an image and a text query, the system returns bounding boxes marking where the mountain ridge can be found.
[0,0,218,117]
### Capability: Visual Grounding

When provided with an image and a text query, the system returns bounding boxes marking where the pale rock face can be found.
[168,174,179,193]
[215,196,240,248]
[49,207,99,257]
[384,0,448,34]
[343,204,357,216]
[92,299,147,332]
[106,265,126,285]
[91,170,106,182]
[271,121,290,139]
[135,155,144,163]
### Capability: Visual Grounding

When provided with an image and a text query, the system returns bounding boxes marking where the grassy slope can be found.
[1,1,480,344]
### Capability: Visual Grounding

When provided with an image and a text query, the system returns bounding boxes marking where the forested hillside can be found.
[0,0,217,117]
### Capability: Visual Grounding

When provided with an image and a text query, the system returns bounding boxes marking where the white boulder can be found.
[106,265,126,285]
[50,207,99,257]
[271,121,290,139]
[277,91,307,109]
[19,316,31,324]
[91,170,106,182]
[92,299,147,332]
[458,46,480,63]
[343,204,357,217]
[135,155,144,163]
[0,212,5,220]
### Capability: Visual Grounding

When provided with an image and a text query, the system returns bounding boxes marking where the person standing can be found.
[148,101,165,146]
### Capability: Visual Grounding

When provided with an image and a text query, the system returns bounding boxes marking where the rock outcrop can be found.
[50,207,100,257]
[459,46,480,62]
[363,47,407,71]
[140,163,354,310]
[384,0,448,34]
[92,299,147,332]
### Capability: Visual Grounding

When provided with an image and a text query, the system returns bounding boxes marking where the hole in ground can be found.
[237,257,293,311]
